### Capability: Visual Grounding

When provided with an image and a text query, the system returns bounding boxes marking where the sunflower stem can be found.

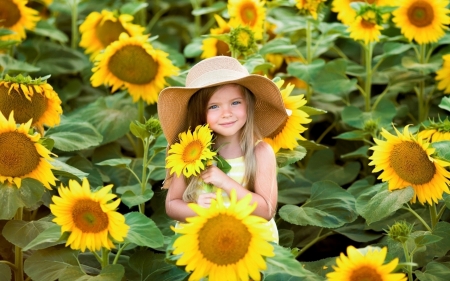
[417,44,427,122]
[0,260,18,271]
[402,206,432,232]
[135,100,145,158]
[364,42,373,112]
[69,0,79,50]
[429,203,438,229]
[14,207,24,281]
[139,137,151,214]
[401,242,414,281]
[101,248,110,268]
[295,229,333,258]
[190,0,201,37]
[112,243,130,265]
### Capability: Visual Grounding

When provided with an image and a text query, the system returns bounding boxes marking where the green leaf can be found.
[183,39,203,58]
[67,93,138,144]
[96,158,132,168]
[215,155,232,174]
[128,250,188,280]
[0,263,11,281]
[305,150,360,186]
[192,1,226,15]
[300,106,327,116]
[276,146,307,168]
[124,212,164,248]
[302,256,337,278]
[414,233,443,247]
[373,42,412,62]
[3,220,55,248]
[23,224,66,251]
[119,2,148,15]
[334,217,383,243]
[402,56,442,73]
[64,264,125,281]
[341,100,396,129]
[32,20,69,42]
[0,54,40,73]
[438,96,450,112]
[265,244,323,279]
[129,120,150,140]
[341,145,369,159]
[287,59,325,84]
[428,222,450,257]
[45,121,103,151]
[334,130,369,141]
[431,141,450,162]
[311,59,358,95]
[259,38,298,55]
[415,261,450,281]
[117,183,154,208]
[279,180,358,228]
[297,140,328,151]
[0,179,46,219]
[24,247,80,281]
[51,159,89,181]
[356,184,414,225]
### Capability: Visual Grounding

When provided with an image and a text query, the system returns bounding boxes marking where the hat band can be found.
[187,69,249,88]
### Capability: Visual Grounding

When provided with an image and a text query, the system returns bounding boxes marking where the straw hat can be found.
[158,56,288,145]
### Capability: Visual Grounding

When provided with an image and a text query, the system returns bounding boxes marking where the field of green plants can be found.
[1,0,450,280]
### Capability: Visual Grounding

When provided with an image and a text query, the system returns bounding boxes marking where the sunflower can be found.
[436,54,450,94]
[0,0,40,41]
[171,189,275,281]
[331,0,390,25]
[369,125,450,205]
[79,10,145,61]
[392,0,450,44]
[228,0,266,40]
[326,246,407,281]
[91,33,179,104]
[201,15,231,59]
[0,112,56,189]
[264,80,311,153]
[166,124,216,178]
[0,74,62,134]
[296,0,326,19]
[50,178,129,252]
[348,8,384,44]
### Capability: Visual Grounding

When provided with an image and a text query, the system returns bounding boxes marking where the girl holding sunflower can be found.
[158,56,288,243]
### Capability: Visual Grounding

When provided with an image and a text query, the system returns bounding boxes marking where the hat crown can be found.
[185,57,249,87]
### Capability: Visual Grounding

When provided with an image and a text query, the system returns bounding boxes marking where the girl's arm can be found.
[165,175,197,222]
[201,141,278,220]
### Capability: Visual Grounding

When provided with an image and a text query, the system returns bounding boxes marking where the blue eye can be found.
[232,101,241,105]
[208,105,218,109]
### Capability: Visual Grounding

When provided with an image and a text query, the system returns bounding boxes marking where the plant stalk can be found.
[364,43,373,112]
[70,0,78,50]
[401,242,413,281]
[14,207,24,281]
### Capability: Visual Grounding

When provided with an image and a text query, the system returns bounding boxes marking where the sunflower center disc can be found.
[96,19,128,48]
[349,265,382,281]
[198,214,251,265]
[390,141,436,184]
[182,140,204,163]
[361,19,376,29]
[72,199,109,233]
[0,132,40,177]
[0,84,48,124]
[407,1,434,27]
[240,3,257,26]
[0,0,21,27]
[108,45,158,84]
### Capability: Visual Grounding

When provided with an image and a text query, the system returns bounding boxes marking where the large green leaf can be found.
[259,38,298,55]
[24,247,80,281]
[356,184,414,225]
[279,181,358,228]
[276,146,307,168]
[311,59,358,95]
[265,244,323,279]
[23,224,66,251]
[431,141,450,162]
[63,264,125,281]
[117,183,154,208]
[51,159,89,181]
[287,59,325,84]
[32,20,69,42]
[124,212,164,248]
[0,54,40,73]
[0,179,46,219]
[341,99,397,130]
[415,261,450,281]
[304,149,360,186]
[45,120,103,152]
[2,220,55,248]
[428,222,450,258]
[438,96,450,112]
[0,263,11,281]
[67,93,138,144]
[128,250,188,281]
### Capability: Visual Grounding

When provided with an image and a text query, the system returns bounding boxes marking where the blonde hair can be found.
[182,84,261,202]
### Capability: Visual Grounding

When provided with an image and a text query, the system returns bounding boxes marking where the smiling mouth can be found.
[220,121,236,126]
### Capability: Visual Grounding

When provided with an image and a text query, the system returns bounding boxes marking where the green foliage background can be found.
[1,0,450,280]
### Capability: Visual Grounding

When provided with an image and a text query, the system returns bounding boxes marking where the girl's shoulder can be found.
[254,140,275,157]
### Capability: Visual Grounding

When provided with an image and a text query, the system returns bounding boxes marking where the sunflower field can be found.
[1,0,450,280]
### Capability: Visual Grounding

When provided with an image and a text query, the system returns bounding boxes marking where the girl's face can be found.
[206,84,247,139]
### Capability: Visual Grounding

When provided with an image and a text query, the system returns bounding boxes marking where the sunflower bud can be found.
[386,221,413,243]
[363,119,379,134]
[145,117,163,138]
[229,25,257,57]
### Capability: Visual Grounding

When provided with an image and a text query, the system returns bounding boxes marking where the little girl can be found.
[157,56,287,242]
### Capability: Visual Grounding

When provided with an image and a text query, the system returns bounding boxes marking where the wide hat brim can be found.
[158,60,288,146]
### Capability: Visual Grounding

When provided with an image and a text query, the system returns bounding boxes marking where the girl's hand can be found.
[197,192,216,208]
[200,165,230,189]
